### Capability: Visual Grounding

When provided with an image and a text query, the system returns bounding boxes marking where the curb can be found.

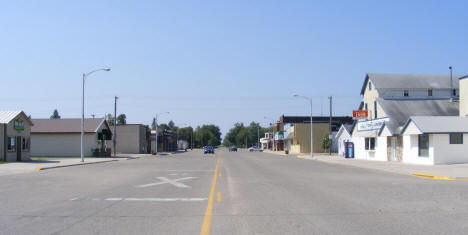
[412,172,456,181]
[36,159,120,171]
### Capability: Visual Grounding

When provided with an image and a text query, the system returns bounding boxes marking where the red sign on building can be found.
[353,110,368,119]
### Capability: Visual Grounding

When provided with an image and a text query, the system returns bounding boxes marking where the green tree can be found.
[223,122,271,148]
[159,123,170,131]
[193,124,222,148]
[178,127,194,147]
[117,114,126,125]
[106,114,115,125]
[322,135,331,152]
[50,109,61,119]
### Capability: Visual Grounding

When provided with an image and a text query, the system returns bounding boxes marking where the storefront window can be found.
[7,137,16,152]
[418,134,429,156]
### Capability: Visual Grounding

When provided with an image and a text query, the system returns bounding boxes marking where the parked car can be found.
[229,146,238,152]
[204,146,215,154]
[248,146,263,152]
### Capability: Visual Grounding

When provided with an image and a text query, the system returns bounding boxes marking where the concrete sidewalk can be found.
[0,154,145,176]
[312,154,468,179]
[263,151,468,179]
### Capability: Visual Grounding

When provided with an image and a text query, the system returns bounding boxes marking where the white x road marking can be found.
[136,177,196,188]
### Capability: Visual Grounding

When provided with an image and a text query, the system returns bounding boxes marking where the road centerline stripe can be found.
[200,156,221,235]
[217,192,222,203]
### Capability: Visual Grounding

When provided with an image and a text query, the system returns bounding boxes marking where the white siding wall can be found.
[402,135,434,165]
[433,134,468,164]
[352,136,366,160]
[374,137,388,161]
[337,132,351,156]
[31,133,98,157]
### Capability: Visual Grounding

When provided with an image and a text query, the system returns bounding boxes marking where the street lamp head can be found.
[104,68,111,72]
[293,94,299,97]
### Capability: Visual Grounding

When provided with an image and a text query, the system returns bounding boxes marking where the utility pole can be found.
[245,134,247,148]
[191,128,193,150]
[329,96,332,156]
[257,126,260,147]
[113,96,118,157]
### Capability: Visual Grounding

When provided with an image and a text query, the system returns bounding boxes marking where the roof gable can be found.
[0,111,33,125]
[401,116,468,134]
[336,124,351,139]
[31,118,106,133]
[376,98,458,134]
[361,73,461,95]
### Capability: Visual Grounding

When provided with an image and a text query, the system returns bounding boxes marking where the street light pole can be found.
[113,96,118,157]
[293,94,314,158]
[81,68,111,163]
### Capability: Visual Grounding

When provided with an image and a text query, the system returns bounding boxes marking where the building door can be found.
[16,136,22,161]
[390,137,397,161]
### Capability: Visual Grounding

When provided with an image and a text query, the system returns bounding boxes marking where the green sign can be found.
[14,118,24,131]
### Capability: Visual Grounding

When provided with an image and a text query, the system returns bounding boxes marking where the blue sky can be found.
[1,0,467,136]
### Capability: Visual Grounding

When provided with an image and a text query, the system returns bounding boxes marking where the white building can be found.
[260,132,272,150]
[31,118,112,157]
[335,124,352,156]
[351,73,461,164]
[401,116,468,165]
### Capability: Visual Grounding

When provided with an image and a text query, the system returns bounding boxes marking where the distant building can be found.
[111,124,150,154]
[0,111,33,162]
[150,129,178,153]
[280,116,354,154]
[260,132,272,150]
[31,118,112,157]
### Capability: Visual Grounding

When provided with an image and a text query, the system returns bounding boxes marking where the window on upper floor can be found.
[365,103,368,111]
[404,90,409,97]
[369,82,372,91]
[374,101,377,119]
[453,89,457,96]
[428,89,433,96]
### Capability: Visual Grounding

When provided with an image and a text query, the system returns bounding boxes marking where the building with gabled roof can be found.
[0,111,33,161]
[31,118,112,157]
[351,72,462,164]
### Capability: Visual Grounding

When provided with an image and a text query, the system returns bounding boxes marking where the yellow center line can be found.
[200,156,221,235]
[217,192,222,202]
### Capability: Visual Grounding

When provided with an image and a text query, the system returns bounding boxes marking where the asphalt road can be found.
[1,148,468,235]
